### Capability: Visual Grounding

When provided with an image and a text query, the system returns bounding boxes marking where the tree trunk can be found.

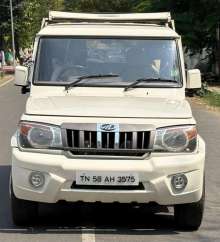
[15,32,20,60]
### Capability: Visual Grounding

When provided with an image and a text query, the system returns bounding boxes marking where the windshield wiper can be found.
[65,74,119,91]
[124,78,178,92]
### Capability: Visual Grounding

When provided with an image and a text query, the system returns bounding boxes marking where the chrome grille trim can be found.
[132,132,137,149]
[62,123,154,132]
[61,123,155,156]
[79,131,84,148]
[115,131,120,149]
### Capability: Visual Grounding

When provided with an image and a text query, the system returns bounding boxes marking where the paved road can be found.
[0,82,220,242]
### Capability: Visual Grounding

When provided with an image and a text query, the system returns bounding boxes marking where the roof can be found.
[37,23,179,38]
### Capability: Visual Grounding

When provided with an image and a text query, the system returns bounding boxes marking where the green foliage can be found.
[133,0,152,12]
[0,0,64,51]
[202,91,220,107]
[20,0,64,47]
[64,0,135,12]
[0,0,24,49]
[197,81,209,97]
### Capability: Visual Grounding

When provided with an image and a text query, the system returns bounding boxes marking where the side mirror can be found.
[15,66,29,87]
[186,69,201,89]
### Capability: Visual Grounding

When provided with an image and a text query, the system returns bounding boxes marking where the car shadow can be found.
[0,165,180,236]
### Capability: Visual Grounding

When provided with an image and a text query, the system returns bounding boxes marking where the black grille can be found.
[66,130,98,148]
[65,129,151,156]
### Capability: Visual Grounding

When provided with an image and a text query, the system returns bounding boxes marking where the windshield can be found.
[34,37,182,87]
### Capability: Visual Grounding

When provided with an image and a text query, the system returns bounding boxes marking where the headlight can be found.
[153,125,197,152]
[18,122,62,149]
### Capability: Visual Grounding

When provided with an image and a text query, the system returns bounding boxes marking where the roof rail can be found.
[41,11,175,29]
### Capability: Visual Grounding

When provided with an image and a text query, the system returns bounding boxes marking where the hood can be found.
[26,96,192,119]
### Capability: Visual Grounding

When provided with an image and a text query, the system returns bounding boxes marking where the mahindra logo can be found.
[97,123,119,147]
[100,124,116,132]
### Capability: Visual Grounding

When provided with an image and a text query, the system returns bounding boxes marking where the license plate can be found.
[76,171,139,186]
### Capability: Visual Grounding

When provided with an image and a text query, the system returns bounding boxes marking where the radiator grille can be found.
[63,124,154,157]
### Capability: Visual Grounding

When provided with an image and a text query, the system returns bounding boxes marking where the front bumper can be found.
[11,137,205,205]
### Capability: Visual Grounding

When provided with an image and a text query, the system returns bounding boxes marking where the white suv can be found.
[11,11,205,230]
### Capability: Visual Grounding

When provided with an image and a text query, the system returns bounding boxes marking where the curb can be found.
[208,87,220,94]
[0,76,14,88]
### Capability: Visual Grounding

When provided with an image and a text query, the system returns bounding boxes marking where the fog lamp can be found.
[29,171,45,188]
[171,174,187,191]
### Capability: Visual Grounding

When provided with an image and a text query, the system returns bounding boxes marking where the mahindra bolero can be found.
[11,11,205,230]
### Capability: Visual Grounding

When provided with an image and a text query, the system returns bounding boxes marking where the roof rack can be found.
[41,11,175,30]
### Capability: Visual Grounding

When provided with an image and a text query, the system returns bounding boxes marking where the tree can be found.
[64,0,136,12]
[0,0,24,50]
[19,0,64,48]
[0,0,64,56]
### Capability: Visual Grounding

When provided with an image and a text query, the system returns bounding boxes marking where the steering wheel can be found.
[57,65,86,81]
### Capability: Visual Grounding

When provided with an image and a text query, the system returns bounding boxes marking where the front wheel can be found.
[174,185,205,231]
[11,182,39,226]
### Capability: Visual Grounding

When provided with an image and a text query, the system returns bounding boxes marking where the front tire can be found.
[174,185,205,231]
[11,182,39,226]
